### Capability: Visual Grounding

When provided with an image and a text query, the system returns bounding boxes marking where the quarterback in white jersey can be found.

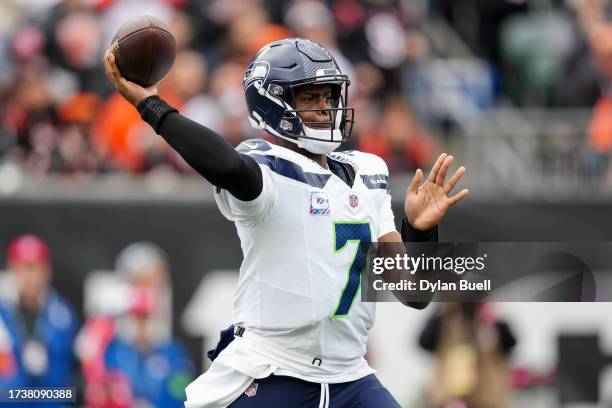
[103,38,468,408]
[215,141,395,383]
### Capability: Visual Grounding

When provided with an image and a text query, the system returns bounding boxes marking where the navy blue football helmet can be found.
[243,38,354,153]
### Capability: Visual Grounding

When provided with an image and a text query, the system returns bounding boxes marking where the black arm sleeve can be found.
[401,219,439,310]
[137,96,263,201]
[401,219,438,242]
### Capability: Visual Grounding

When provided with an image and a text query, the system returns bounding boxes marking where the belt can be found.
[234,325,246,337]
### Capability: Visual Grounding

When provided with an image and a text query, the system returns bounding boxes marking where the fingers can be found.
[103,50,122,89]
[435,155,454,186]
[443,166,466,194]
[427,153,447,183]
[146,82,161,94]
[103,50,114,84]
[407,168,424,193]
[104,50,130,89]
[108,51,123,84]
[447,188,469,207]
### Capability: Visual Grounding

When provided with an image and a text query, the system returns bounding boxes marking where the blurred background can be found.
[0,0,612,407]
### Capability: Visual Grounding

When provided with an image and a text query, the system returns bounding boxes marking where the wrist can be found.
[137,95,178,133]
[406,216,424,231]
[401,219,438,242]
[404,215,434,232]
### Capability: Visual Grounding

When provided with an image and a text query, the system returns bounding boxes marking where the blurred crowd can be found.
[2,0,612,179]
[0,0,438,177]
[418,302,518,408]
[0,234,194,407]
[432,0,612,108]
[433,0,612,174]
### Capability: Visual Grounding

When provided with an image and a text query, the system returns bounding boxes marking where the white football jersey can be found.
[213,139,396,383]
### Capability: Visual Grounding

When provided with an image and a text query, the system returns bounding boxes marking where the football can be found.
[110,15,176,87]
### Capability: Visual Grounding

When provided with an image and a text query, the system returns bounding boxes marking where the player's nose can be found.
[314,96,332,115]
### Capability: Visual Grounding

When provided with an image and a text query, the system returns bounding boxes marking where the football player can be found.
[104,38,468,408]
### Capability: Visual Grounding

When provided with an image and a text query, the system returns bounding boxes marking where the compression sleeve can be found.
[137,96,263,201]
[401,219,439,242]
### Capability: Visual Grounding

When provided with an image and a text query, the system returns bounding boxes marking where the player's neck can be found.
[274,138,329,170]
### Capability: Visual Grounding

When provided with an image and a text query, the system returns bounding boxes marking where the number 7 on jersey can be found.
[332,221,372,318]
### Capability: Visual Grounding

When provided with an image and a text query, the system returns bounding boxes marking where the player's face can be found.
[293,84,334,129]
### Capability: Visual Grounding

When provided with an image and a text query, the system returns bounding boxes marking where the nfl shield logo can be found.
[349,194,358,208]
[245,383,258,397]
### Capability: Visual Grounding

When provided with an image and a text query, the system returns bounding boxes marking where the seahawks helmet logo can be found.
[243,62,270,89]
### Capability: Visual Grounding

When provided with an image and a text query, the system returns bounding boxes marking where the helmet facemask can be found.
[277,75,354,153]
[244,38,355,154]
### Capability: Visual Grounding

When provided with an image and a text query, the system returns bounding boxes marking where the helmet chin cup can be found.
[302,125,343,143]
[296,128,342,155]
[296,139,341,155]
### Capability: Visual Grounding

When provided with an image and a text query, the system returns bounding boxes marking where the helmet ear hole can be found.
[268,84,284,96]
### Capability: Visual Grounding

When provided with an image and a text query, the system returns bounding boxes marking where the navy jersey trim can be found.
[327,158,356,187]
[251,154,331,188]
[360,174,389,191]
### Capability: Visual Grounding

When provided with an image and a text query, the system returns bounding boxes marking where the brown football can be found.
[110,15,176,87]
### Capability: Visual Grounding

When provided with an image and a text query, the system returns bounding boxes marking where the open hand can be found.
[404,153,469,231]
[103,49,159,106]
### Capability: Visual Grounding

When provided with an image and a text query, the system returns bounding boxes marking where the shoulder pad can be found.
[335,150,389,175]
[329,151,357,165]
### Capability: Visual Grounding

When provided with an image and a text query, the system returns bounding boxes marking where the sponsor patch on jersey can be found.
[310,191,330,215]
[349,194,359,208]
[245,382,258,397]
